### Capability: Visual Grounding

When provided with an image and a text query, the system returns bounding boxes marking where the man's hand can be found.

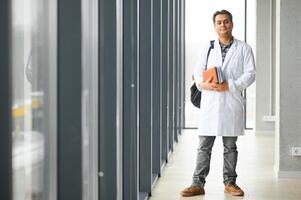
[214,82,229,92]
[198,77,229,92]
[198,77,218,91]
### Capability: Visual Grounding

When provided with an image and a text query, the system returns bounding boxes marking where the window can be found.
[11,0,57,199]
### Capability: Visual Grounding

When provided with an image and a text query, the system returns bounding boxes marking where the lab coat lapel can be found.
[222,39,237,70]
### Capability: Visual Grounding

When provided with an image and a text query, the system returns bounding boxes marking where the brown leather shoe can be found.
[180,185,205,197]
[224,183,244,196]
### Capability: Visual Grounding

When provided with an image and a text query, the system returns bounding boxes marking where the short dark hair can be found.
[213,10,233,23]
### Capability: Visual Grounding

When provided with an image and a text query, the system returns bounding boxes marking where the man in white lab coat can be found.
[181,10,256,197]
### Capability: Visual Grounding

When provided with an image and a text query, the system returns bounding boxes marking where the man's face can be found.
[214,14,233,37]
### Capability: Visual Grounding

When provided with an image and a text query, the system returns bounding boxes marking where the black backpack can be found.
[190,40,214,108]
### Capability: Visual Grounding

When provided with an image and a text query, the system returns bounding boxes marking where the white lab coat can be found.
[194,38,256,136]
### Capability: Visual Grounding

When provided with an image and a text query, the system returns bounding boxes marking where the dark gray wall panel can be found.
[161,0,169,163]
[173,0,179,142]
[123,0,139,199]
[58,0,82,199]
[168,0,174,152]
[139,0,153,195]
[152,0,162,177]
[177,0,182,134]
[0,1,12,200]
[99,0,118,199]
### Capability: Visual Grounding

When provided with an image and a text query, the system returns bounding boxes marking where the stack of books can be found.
[203,66,225,83]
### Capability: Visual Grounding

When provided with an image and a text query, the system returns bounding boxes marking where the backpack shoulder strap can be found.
[205,40,215,70]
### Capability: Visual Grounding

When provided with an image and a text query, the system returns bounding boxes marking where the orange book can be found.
[203,67,219,83]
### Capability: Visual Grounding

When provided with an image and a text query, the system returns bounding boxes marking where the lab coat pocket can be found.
[230,91,245,109]
[236,92,245,107]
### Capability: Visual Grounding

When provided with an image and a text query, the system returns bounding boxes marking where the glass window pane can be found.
[11,0,57,199]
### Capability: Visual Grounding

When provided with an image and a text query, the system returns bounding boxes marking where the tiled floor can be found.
[150,130,301,200]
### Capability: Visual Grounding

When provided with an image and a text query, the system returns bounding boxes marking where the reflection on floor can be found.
[150,130,301,200]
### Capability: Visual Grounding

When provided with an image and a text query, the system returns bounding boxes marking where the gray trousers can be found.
[192,136,238,187]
